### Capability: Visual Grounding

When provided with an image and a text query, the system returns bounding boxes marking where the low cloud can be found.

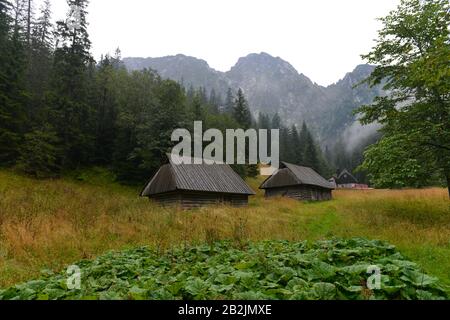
[341,120,381,153]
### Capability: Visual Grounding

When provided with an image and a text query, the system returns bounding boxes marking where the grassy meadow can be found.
[0,169,449,291]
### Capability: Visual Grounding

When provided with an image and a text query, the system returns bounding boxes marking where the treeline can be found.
[0,0,236,183]
[256,113,332,178]
[326,135,381,184]
[0,0,333,185]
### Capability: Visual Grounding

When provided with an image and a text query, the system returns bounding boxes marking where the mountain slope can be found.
[122,53,383,147]
[123,54,231,94]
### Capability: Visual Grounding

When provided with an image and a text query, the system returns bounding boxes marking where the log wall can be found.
[264,185,332,201]
[149,191,249,209]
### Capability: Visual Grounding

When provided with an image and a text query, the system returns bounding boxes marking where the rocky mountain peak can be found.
[228,52,308,81]
[122,53,383,147]
[335,64,376,88]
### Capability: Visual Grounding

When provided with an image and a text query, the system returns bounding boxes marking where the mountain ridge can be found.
[122,52,382,149]
[123,52,372,88]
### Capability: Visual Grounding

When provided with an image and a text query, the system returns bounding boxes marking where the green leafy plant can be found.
[0,239,448,300]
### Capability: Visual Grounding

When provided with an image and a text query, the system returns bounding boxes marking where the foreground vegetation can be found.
[1,239,447,300]
[0,170,449,296]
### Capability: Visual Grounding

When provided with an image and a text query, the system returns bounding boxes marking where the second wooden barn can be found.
[260,162,334,201]
[140,157,255,209]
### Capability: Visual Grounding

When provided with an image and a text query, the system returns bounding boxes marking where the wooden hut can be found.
[335,169,358,185]
[259,162,334,201]
[140,157,255,209]
[333,169,368,189]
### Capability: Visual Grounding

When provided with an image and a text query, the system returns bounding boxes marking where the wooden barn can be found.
[140,157,255,209]
[259,162,334,201]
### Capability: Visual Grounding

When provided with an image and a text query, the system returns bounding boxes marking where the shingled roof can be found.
[335,169,358,184]
[260,162,335,190]
[140,157,256,197]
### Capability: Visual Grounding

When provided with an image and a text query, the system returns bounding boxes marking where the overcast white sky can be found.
[44,0,399,86]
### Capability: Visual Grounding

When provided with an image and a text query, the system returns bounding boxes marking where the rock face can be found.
[123,52,383,147]
[123,54,231,94]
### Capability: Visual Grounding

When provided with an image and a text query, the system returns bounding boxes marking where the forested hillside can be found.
[0,0,331,183]
[124,54,385,181]
[1,0,447,191]
[123,55,384,149]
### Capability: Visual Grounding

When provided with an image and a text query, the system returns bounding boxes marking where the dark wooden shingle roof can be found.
[335,169,358,184]
[141,157,256,196]
[260,162,334,190]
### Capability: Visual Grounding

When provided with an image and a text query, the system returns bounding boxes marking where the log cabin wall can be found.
[149,191,249,209]
[265,185,332,201]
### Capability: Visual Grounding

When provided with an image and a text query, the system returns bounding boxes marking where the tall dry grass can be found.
[0,172,303,286]
[0,170,449,288]
[334,188,449,244]
[329,188,450,286]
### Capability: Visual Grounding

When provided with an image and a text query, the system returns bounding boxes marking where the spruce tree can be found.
[0,0,27,165]
[224,88,234,114]
[191,92,204,121]
[0,0,13,165]
[258,113,270,130]
[0,0,12,104]
[232,88,252,129]
[91,54,118,164]
[271,113,281,130]
[232,88,257,177]
[290,124,302,164]
[300,122,323,174]
[279,126,292,162]
[187,84,195,102]
[208,89,217,107]
[49,0,95,168]
[25,0,53,122]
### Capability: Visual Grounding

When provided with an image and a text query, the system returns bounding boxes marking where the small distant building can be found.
[259,162,335,201]
[328,177,338,189]
[332,169,369,189]
[140,157,255,209]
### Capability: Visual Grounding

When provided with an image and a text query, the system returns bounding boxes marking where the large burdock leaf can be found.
[1,239,447,300]
[287,278,308,290]
[234,261,257,270]
[307,261,336,280]
[98,291,123,300]
[232,291,268,300]
[312,283,336,300]
[415,290,445,300]
[400,269,437,287]
[215,273,237,286]
[339,263,371,275]
[382,283,407,295]
[128,286,148,300]
[210,283,234,294]
[184,278,209,299]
